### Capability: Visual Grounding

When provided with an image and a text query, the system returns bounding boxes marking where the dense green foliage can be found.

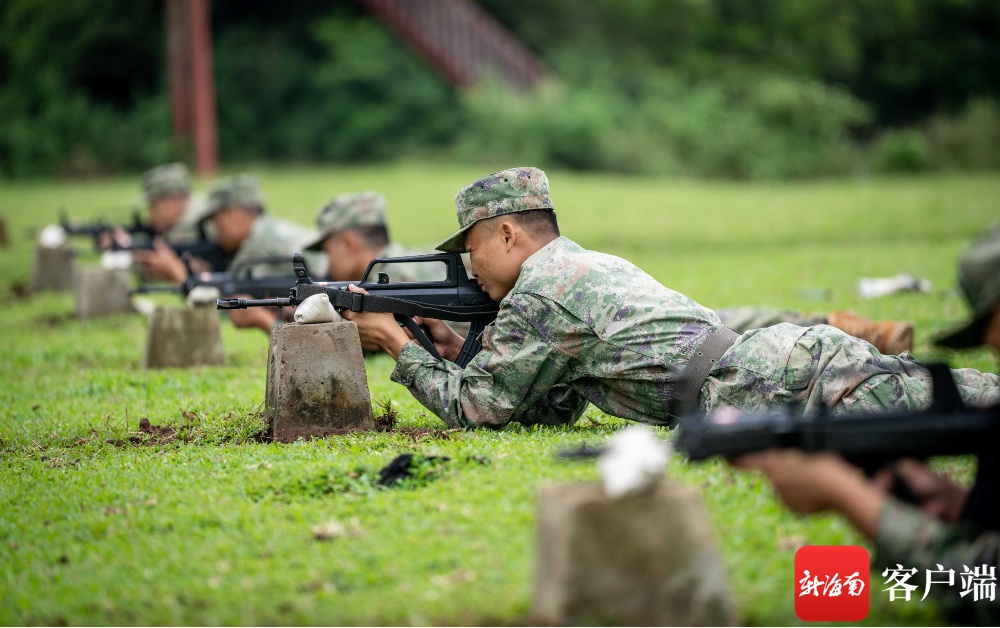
[1,165,998,625]
[1,0,998,178]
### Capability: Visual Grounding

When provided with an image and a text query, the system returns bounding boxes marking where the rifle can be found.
[132,255,298,300]
[675,363,1000,527]
[60,209,233,271]
[217,251,500,368]
[59,208,156,244]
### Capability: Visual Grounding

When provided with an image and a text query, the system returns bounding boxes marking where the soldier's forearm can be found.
[830,477,885,540]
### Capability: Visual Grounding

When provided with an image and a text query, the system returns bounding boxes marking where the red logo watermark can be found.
[794,545,870,622]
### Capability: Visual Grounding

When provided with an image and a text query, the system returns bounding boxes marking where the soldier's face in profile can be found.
[210,206,254,253]
[322,231,356,282]
[464,220,522,302]
[148,195,187,234]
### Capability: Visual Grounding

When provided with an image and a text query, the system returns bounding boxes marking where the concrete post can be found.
[265,321,374,440]
[143,305,225,369]
[74,267,134,319]
[30,245,75,292]
[533,480,737,626]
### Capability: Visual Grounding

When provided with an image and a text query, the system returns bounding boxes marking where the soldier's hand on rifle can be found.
[731,449,884,539]
[97,227,131,251]
[226,294,280,334]
[411,316,464,363]
[341,284,410,359]
[131,237,186,283]
[872,459,969,524]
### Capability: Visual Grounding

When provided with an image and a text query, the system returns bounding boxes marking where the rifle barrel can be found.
[217,297,292,309]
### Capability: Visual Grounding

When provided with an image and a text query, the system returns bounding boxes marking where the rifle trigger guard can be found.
[349,292,366,312]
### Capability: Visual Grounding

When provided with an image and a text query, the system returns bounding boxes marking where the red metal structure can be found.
[166,0,218,178]
[360,0,548,91]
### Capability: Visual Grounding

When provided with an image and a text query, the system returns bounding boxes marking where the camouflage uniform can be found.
[390,167,999,429]
[230,213,326,277]
[203,175,327,277]
[715,307,826,333]
[163,195,208,243]
[876,499,1000,623]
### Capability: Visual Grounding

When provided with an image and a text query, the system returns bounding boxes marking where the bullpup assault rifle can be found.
[675,362,1000,527]
[217,252,500,368]
[59,209,155,243]
[59,209,232,271]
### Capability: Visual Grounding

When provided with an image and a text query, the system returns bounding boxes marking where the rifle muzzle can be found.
[216,297,293,309]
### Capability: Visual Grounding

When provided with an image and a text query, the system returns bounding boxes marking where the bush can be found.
[924,98,1000,171]
[451,67,869,180]
[871,130,931,174]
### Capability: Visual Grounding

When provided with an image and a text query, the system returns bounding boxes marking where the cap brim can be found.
[932,315,988,349]
[435,223,475,253]
[302,235,325,252]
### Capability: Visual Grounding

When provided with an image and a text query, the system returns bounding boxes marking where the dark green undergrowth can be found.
[0,165,997,625]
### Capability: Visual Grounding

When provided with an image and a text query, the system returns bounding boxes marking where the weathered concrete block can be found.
[533,479,737,627]
[74,267,134,319]
[30,245,75,292]
[143,306,225,369]
[265,321,374,440]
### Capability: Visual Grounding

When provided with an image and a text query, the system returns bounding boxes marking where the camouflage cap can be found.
[436,167,554,253]
[303,191,388,251]
[934,223,1000,348]
[142,163,190,203]
[200,174,264,222]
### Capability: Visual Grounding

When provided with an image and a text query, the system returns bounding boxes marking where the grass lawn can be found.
[0,164,997,625]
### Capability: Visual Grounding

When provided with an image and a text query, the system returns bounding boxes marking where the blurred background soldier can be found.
[934,222,1000,355]
[113,163,211,279]
[732,223,1000,623]
[302,191,441,283]
[717,308,914,355]
[132,174,325,285]
[139,162,204,242]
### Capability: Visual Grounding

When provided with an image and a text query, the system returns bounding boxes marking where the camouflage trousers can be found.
[701,323,999,414]
[715,307,827,333]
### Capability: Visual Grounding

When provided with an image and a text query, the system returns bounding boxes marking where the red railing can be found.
[360,0,547,91]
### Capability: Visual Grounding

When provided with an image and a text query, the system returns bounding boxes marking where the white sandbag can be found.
[597,425,672,499]
[38,225,67,249]
[100,250,133,270]
[186,285,221,308]
[294,293,342,324]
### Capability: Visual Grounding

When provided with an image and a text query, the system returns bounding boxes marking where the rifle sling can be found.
[671,326,740,420]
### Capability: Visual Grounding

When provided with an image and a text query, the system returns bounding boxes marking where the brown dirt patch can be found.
[106,417,182,446]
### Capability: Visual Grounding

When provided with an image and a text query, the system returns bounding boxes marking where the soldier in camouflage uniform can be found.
[140,162,204,243]
[131,174,324,288]
[734,223,1000,623]
[124,163,211,279]
[343,166,997,430]
[301,191,442,283]
[193,175,327,333]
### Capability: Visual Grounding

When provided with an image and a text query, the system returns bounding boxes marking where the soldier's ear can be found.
[499,221,517,251]
[340,229,365,254]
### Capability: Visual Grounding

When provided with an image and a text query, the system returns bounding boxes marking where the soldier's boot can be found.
[827,310,915,355]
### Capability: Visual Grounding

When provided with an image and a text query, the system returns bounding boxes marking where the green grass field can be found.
[1,165,998,625]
